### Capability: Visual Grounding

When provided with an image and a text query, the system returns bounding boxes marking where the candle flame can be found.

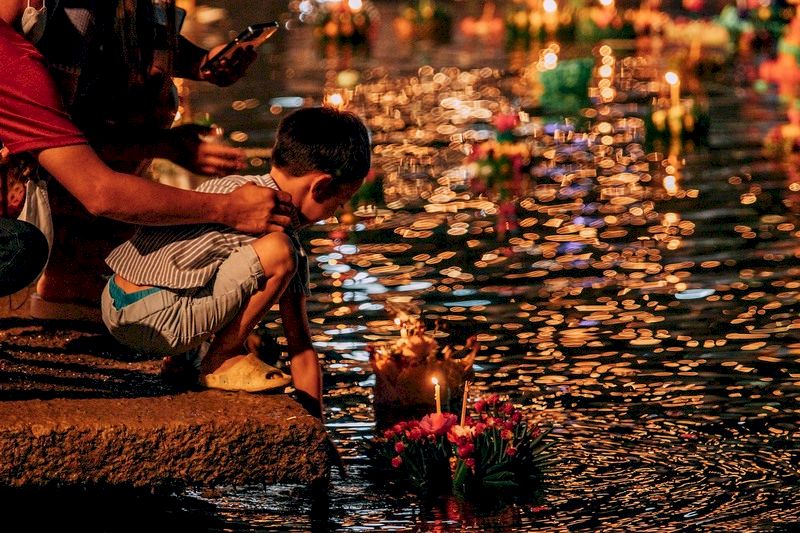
[325,92,345,108]
[348,0,363,10]
[665,71,679,86]
[543,0,557,14]
[599,0,614,7]
[431,377,439,385]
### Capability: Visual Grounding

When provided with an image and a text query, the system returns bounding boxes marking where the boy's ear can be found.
[310,174,334,203]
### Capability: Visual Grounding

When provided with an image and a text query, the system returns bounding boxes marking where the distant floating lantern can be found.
[394,0,453,43]
[308,0,378,49]
[369,316,476,429]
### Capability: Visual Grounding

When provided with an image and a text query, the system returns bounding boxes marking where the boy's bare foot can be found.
[199,353,291,392]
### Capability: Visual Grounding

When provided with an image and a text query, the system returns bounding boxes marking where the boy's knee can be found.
[252,232,297,279]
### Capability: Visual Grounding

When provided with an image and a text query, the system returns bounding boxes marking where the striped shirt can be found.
[105,174,310,296]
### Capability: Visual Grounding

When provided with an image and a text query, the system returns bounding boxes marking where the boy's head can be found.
[271,107,371,224]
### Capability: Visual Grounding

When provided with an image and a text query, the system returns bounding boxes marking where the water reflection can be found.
[181,1,800,530]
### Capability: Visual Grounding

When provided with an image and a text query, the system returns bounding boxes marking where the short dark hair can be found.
[271,107,371,186]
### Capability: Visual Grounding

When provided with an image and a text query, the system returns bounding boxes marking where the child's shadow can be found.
[0,318,181,400]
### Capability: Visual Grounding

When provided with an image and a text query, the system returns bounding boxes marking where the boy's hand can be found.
[223,184,294,234]
[326,436,347,478]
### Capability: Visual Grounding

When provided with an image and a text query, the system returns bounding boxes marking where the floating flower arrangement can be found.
[369,315,477,428]
[311,0,377,48]
[370,393,554,498]
[646,72,710,148]
[574,0,635,42]
[394,0,453,43]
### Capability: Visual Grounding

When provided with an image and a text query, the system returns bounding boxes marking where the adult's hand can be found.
[222,183,294,234]
[199,44,258,87]
[164,124,247,176]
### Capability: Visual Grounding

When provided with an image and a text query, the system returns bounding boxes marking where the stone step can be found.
[0,317,330,488]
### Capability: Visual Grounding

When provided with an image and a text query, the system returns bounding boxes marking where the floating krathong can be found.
[369,315,476,428]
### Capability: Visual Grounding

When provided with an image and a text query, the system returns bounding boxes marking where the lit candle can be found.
[542,0,558,34]
[432,377,441,414]
[665,71,680,109]
[460,380,470,425]
[324,91,346,110]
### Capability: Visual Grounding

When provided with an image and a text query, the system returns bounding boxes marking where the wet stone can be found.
[0,319,329,488]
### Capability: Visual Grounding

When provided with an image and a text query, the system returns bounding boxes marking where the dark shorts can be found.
[0,219,49,296]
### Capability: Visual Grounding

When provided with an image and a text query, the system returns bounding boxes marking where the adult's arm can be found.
[37,144,291,232]
[0,18,291,232]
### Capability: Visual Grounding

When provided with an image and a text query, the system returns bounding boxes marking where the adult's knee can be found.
[0,219,49,296]
[252,232,297,280]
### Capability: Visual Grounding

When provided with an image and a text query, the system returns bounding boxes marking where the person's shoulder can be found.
[0,18,38,59]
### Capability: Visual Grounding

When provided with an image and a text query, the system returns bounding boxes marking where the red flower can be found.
[419,412,457,437]
[457,443,475,458]
[473,400,486,413]
[501,402,515,415]
[503,420,515,431]
[391,456,403,468]
[511,411,522,424]
[486,394,500,406]
[501,429,513,440]
[486,417,497,428]
[506,446,518,457]
[465,458,475,470]
[383,429,396,439]
[406,427,423,441]
[394,441,406,453]
[493,113,519,133]
[473,422,486,435]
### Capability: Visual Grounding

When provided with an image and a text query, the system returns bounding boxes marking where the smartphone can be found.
[201,21,279,75]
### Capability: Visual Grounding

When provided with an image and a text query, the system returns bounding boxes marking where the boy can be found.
[100,107,371,415]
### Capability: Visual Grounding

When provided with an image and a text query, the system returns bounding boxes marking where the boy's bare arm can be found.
[279,291,323,418]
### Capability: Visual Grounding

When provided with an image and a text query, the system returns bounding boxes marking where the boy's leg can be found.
[201,232,297,375]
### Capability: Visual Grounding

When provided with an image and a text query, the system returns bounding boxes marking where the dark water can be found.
[172,1,800,530]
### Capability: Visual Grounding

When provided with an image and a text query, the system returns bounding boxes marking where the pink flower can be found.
[474,422,486,435]
[506,446,517,457]
[419,412,457,437]
[493,113,519,133]
[394,441,405,453]
[511,411,522,424]
[457,443,475,458]
[391,456,403,468]
[406,427,423,441]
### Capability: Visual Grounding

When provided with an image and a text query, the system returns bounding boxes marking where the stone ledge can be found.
[0,392,329,488]
[0,318,329,488]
